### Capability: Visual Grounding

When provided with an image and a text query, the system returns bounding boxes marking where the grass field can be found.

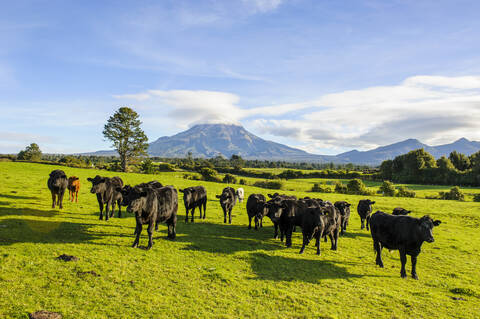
[0,162,479,318]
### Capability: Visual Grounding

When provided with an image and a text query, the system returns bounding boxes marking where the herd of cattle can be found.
[47,169,442,279]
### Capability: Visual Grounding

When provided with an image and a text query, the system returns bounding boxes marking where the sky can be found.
[1,0,480,155]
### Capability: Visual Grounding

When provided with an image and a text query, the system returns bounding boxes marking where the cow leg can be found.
[75,191,78,203]
[202,201,206,219]
[411,255,418,280]
[228,208,232,224]
[374,240,384,267]
[299,232,309,254]
[324,234,328,242]
[223,208,227,224]
[248,216,252,229]
[110,201,115,218]
[328,233,335,250]
[254,216,259,230]
[184,208,189,223]
[399,249,407,278]
[132,222,142,248]
[361,218,365,230]
[260,219,263,228]
[59,190,65,209]
[285,226,293,248]
[274,223,279,239]
[191,207,195,223]
[117,199,122,218]
[167,215,177,239]
[51,191,56,208]
[97,195,104,220]
[333,228,339,250]
[147,222,155,250]
[366,215,371,231]
[155,220,159,231]
[315,231,321,255]
[105,201,110,221]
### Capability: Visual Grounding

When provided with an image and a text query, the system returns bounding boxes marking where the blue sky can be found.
[1,0,480,154]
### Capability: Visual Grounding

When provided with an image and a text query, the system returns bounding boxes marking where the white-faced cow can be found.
[357,199,375,230]
[179,186,207,223]
[216,187,236,224]
[370,211,441,279]
[128,185,178,250]
[87,175,123,220]
[47,170,68,209]
[236,188,245,203]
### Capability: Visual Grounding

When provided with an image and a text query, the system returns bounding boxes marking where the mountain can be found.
[148,124,333,162]
[83,124,480,165]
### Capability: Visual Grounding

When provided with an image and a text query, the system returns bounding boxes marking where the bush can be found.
[439,186,465,201]
[473,194,480,202]
[253,180,283,190]
[141,158,156,174]
[198,167,221,182]
[311,183,332,193]
[335,182,347,194]
[396,186,416,198]
[223,173,237,184]
[380,180,396,196]
[239,179,248,185]
[158,163,175,172]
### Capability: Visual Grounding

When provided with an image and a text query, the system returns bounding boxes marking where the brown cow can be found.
[68,176,80,202]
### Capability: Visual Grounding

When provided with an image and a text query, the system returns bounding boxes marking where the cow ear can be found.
[179,189,184,192]
[371,201,376,204]
[268,194,273,198]
[406,210,412,214]
[216,195,221,198]
[433,220,441,226]
[87,178,92,182]
[346,203,351,207]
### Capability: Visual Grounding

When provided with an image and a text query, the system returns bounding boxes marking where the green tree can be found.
[449,151,470,171]
[141,158,155,174]
[17,143,42,161]
[230,154,245,170]
[103,107,149,172]
[380,180,396,196]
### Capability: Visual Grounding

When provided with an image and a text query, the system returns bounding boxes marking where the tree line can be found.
[379,148,480,186]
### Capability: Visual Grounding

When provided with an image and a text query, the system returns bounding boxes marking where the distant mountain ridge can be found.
[85,124,480,165]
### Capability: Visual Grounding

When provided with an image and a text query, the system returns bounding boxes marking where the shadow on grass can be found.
[0,206,58,217]
[250,252,370,283]
[0,193,40,200]
[174,221,283,254]
[341,231,371,239]
[0,218,99,245]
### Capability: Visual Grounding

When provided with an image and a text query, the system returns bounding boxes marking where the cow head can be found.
[265,201,287,221]
[335,201,351,216]
[181,188,194,203]
[125,187,148,214]
[87,175,107,194]
[50,170,67,188]
[418,215,441,243]
[116,185,134,206]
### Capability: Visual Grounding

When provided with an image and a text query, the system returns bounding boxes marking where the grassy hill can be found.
[0,162,479,318]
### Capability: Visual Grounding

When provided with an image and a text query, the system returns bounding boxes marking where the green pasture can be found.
[0,162,479,318]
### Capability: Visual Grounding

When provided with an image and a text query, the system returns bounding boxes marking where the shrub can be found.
[311,183,332,193]
[239,179,247,185]
[198,167,221,182]
[439,186,465,201]
[396,186,416,198]
[380,180,396,196]
[141,158,156,174]
[253,180,283,190]
[335,182,347,194]
[223,173,237,184]
[473,194,480,202]
[158,163,175,172]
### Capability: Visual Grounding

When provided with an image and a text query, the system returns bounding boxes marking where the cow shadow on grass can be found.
[0,206,58,218]
[0,218,100,246]
[173,222,284,254]
[341,231,371,239]
[249,252,369,283]
[0,193,41,200]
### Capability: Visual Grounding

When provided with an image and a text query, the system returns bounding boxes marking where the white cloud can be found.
[115,75,480,154]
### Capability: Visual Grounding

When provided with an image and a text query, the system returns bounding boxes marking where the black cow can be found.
[278,199,308,247]
[246,194,267,230]
[392,207,412,215]
[370,211,441,279]
[299,206,325,255]
[47,170,68,209]
[357,199,375,230]
[334,201,351,235]
[320,202,341,249]
[118,181,163,207]
[216,187,236,224]
[87,175,123,220]
[128,185,178,249]
[179,186,207,223]
[264,200,284,240]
